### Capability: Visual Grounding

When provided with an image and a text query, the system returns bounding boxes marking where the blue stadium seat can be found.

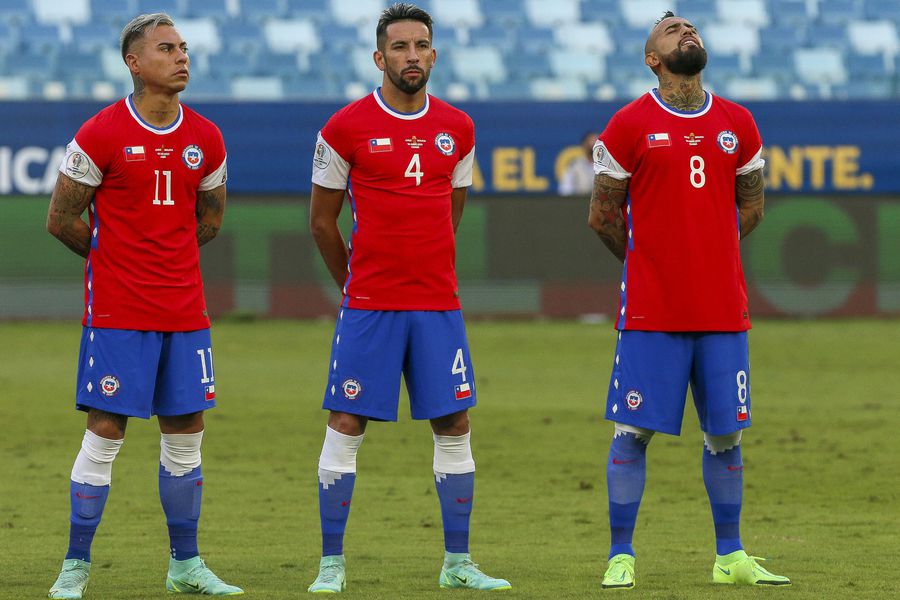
[724,76,779,100]
[525,0,580,27]
[184,0,229,21]
[71,22,119,52]
[848,20,899,58]
[846,52,889,78]
[759,24,808,52]
[284,74,341,100]
[704,53,742,78]
[218,19,266,53]
[516,25,558,53]
[137,0,180,17]
[613,26,652,56]
[64,50,109,81]
[430,24,459,47]
[529,77,588,100]
[6,50,58,79]
[815,22,850,51]
[318,23,364,51]
[606,51,652,87]
[479,0,526,26]
[580,0,623,27]
[253,50,300,78]
[767,0,809,27]
[207,50,256,80]
[239,0,287,22]
[864,0,900,22]
[0,22,18,53]
[470,23,518,50]
[177,18,222,54]
[428,0,484,29]
[680,0,718,26]
[834,78,894,99]
[286,0,330,21]
[449,47,507,84]
[231,75,285,99]
[794,47,847,85]
[817,0,864,25]
[263,19,320,54]
[90,0,137,26]
[752,49,799,82]
[622,0,677,29]
[554,22,613,55]
[0,0,30,24]
[504,50,552,81]
[33,0,90,25]
[182,75,231,99]
[549,49,605,82]
[20,22,61,53]
[488,80,533,100]
[715,0,769,27]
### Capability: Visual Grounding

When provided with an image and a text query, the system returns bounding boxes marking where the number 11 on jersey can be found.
[153,169,174,205]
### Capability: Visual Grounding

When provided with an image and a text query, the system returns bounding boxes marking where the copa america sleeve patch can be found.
[311,131,350,189]
[199,156,227,191]
[59,139,103,187]
[593,140,631,180]
[451,147,475,188]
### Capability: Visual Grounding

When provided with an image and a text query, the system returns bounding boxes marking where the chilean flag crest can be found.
[205,384,216,401]
[124,146,146,161]
[369,137,393,153]
[737,405,749,421]
[455,382,472,400]
[647,133,671,148]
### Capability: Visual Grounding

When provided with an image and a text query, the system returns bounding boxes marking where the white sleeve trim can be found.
[199,155,227,191]
[451,147,475,188]
[311,131,350,190]
[58,139,102,187]
[593,140,631,181]
[736,147,765,176]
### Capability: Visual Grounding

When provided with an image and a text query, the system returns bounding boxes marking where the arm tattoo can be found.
[736,168,765,239]
[588,173,629,262]
[47,174,94,258]
[196,185,226,246]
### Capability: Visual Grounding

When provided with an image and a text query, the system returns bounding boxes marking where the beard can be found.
[387,66,430,94]
[661,44,708,76]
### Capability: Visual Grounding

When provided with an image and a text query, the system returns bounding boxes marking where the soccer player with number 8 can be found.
[588,11,790,591]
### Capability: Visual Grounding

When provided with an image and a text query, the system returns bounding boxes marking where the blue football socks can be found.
[435,471,475,554]
[607,433,648,558]
[158,464,203,560]
[66,481,110,562]
[703,445,744,555]
[318,470,356,556]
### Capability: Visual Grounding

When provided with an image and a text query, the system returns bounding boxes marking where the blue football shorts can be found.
[605,330,751,436]
[322,309,477,421]
[75,327,217,419]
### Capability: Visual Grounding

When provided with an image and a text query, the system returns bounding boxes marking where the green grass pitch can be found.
[2,319,898,599]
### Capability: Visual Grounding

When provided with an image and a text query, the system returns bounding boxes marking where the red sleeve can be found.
[73,115,115,175]
[598,110,637,173]
[320,111,355,165]
[737,106,763,167]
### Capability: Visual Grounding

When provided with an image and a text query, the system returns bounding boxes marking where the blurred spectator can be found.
[559,131,599,195]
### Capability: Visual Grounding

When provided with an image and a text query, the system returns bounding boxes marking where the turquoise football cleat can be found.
[308,555,346,593]
[601,553,635,590]
[166,556,244,595]
[48,558,91,599]
[713,550,791,586]
[439,553,511,591]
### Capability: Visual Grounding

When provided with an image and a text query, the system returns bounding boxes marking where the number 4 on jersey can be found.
[405,153,423,186]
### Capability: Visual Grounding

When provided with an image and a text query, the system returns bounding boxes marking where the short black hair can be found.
[655,10,676,26]
[376,3,433,50]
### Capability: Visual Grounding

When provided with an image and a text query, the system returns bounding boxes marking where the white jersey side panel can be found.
[311,131,351,190]
[58,139,103,187]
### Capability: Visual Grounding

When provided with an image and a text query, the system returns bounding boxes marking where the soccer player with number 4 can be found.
[588,12,791,590]
[306,3,510,594]
[46,13,241,598]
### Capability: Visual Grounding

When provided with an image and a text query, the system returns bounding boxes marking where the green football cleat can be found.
[166,556,244,595]
[439,553,511,591]
[48,558,91,599]
[712,550,791,586]
[601,553,635,590]
[308,555,346,593]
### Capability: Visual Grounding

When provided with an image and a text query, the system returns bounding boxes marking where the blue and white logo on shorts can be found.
[99,375,120,397]
[342,379,362,400]
[625,390,643,410]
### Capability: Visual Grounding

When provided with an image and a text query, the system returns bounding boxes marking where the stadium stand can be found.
[0,0,896,101]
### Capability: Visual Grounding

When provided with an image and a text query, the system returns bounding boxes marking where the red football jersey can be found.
[312,89,475,311]
[59,95,227,331]
[594,90,764,332]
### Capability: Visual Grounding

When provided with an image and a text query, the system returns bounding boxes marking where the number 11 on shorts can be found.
[452,348,472,400]
[197,347,216,401]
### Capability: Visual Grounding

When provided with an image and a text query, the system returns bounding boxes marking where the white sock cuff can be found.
[319,426,364,473]
[433,431,475,474]
[614,423,654,443]
[160,430,203,476]
[71,429,123,486]
[704,431,742,455]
